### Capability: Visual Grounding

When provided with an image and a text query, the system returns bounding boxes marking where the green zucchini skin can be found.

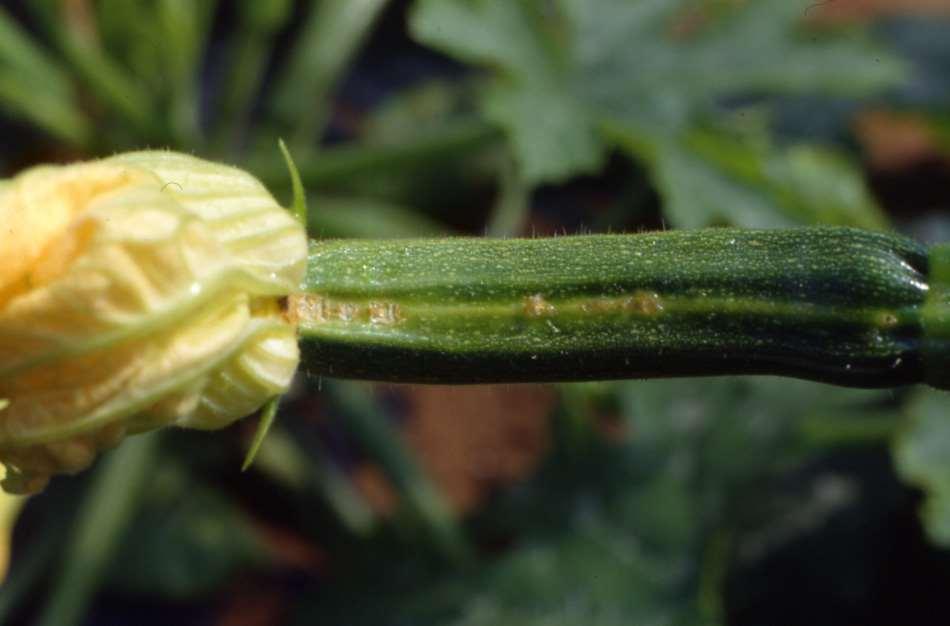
[297,227,936,388]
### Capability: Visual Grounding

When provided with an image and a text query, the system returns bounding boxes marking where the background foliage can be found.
[1,1,949,624]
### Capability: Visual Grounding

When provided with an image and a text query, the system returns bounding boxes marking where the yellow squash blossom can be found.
[0,152,307,494]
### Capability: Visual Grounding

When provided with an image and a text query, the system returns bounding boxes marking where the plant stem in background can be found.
[328,381,468,561]
[0,7,90,145]
[296,227,948,390]
[156,0,218,147]
[485,152,530,238]
[39,1,157,140]
[213,0,292,152]
[270,0,391,149]
[252,118,501,188]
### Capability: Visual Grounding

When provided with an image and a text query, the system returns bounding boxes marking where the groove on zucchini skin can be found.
[298,227,931,387]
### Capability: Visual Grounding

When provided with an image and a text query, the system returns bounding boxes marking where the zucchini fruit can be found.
[295,227,949,390]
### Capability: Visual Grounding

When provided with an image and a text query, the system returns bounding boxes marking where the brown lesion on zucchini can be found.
[576,290,664,316]
[876,311,899,328]
[523,294,555,317]
[289,288,669,330]
[525,290,664,319]
[287,293,404,327]
[368,301,401,324]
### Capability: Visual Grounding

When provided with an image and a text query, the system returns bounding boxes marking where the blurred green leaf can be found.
[155,0,217,143]
[252,426,376,536]
[0,484,84,623]
[644,126,890,229]
[213,0,291,151]
[238,0,293,31]
[893,388,950,546]
[40,0,158,140]
[411,0,603,183]
[107,463,265,598]
[363,80,482,146]
[38,433,160,626]
[92,0,215,144]
[271,0,391,147]
[412,0,902,226]
[296,378,896,626]
[329,381,469,561]
[0,7,89,143]
[309,196,449,238]
[0,517,58,622]
[932,113,950,147]
[253,118,501,188]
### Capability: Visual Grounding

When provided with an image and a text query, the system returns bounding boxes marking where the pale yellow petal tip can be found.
[0,151,307,494]
[0,479,26,584]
